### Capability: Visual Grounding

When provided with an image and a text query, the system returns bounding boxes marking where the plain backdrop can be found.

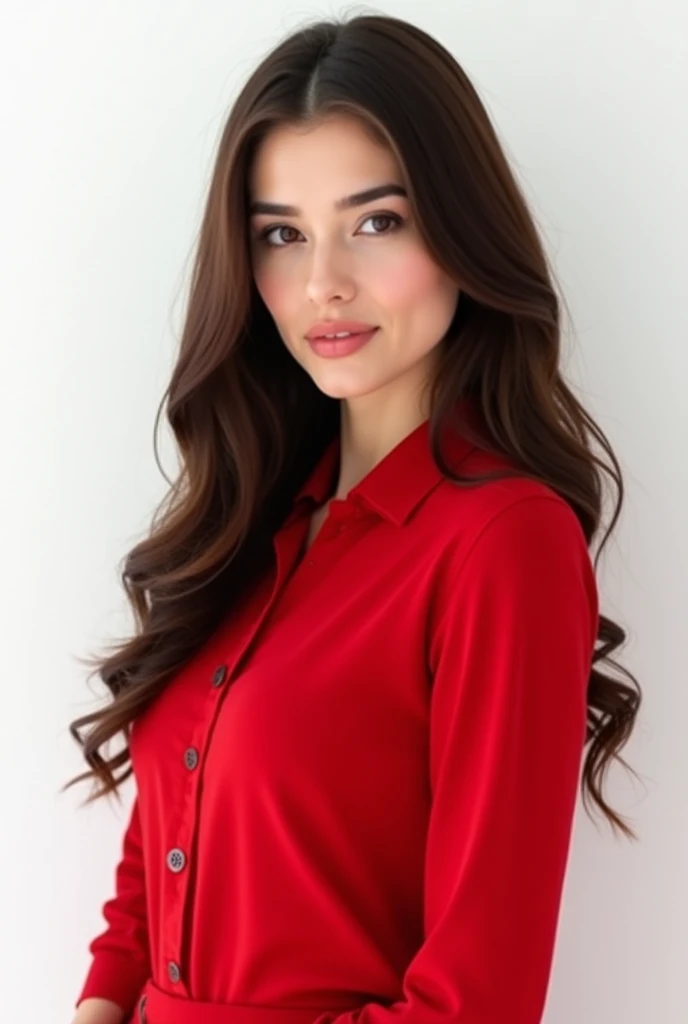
[0,2,685,1021]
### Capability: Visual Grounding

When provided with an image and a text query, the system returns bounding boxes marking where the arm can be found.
[74,791,151,1020]
[312,495,598,1024]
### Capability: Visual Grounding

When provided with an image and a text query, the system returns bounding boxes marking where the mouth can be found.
[306,328,379,358]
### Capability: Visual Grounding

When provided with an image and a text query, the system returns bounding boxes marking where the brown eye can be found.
[259,224,302,247]
[358,213,403,235]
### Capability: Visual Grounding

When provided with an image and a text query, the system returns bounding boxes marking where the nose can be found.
[304,245,356,307]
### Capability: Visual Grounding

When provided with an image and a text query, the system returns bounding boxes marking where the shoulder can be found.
[422,448,588,558]
[425,452,599,661]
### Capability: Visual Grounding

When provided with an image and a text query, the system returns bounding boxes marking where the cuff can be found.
[75,950,150,1015]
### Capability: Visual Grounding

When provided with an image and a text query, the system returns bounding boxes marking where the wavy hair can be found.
[63,11,643,840]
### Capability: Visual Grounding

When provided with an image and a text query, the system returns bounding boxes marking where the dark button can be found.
[166,847,186,872]
[184,746,199,770]
[211,664,228,687]
[168,959,181,983]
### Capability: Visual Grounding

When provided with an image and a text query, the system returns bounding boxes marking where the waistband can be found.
[136,978,366,1024]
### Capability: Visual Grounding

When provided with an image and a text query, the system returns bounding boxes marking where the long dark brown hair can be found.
[63,12,643,840]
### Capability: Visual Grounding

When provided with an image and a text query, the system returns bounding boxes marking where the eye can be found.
[257,224,301,248]
[256,211,404,248]
[357,212,404,236]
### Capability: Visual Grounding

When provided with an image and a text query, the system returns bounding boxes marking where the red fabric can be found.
[76,401,598,1023]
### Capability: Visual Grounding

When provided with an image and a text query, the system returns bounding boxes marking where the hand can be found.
[70,996,126,1024]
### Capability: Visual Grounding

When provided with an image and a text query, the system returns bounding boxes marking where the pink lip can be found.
[306,320,378,340]
[307,328,378,358]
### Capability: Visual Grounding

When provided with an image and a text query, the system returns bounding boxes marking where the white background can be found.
[1,2,685,1021]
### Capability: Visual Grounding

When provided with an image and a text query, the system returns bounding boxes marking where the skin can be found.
[247,113,460,501]
[71,996,125,1024]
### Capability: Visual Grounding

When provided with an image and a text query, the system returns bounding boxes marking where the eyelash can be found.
[256,211,404,248]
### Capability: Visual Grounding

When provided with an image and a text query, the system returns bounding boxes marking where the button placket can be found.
[162,661,231,993]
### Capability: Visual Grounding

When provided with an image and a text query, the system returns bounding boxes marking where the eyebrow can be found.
[248,183,408,217]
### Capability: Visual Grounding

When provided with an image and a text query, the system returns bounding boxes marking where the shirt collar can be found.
[290,396,484,527]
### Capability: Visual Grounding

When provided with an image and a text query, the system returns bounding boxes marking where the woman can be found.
[65,13,642,1024]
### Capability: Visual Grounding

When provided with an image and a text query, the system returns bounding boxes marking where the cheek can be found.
[253,265,290,317]
[252,265,304,356]
[374,249,450,309]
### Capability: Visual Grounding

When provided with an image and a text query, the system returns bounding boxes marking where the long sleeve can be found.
[75,791,152,1014]
[311,495,598,1024]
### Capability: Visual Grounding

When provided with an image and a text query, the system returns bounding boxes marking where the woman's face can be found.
[247,114,459,408]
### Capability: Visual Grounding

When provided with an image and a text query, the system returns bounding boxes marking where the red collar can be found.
[291,397,484,526]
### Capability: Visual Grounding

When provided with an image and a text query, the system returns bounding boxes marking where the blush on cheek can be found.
[253,272,304,356]
[254,271,291,321]
[380,251,446,307]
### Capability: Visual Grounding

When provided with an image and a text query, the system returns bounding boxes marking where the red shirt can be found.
[76,404,598,1024]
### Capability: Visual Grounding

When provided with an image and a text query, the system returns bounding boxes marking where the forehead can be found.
[248,115,401,197]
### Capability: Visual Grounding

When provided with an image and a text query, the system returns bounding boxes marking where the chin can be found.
[307,368,385,401]
[289,344,386,399]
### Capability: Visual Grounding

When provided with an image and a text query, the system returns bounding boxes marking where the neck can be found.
[332,386,431,500]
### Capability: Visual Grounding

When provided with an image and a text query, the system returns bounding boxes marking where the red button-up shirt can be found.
[75,405,598,1024]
